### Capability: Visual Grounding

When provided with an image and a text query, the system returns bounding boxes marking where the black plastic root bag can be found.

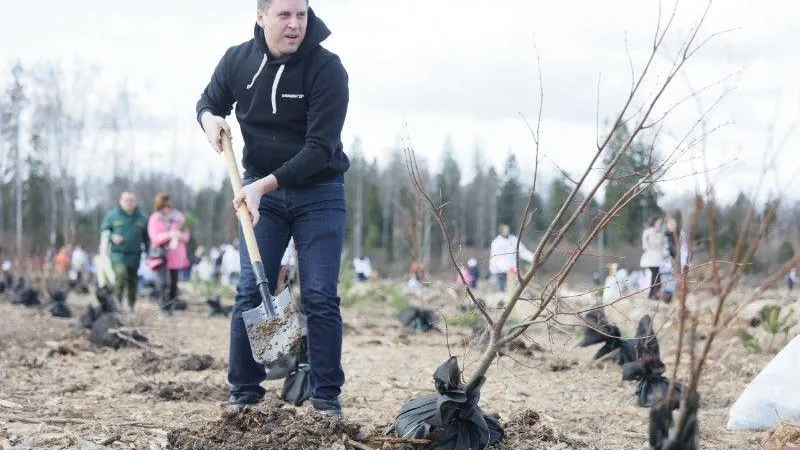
[649,390,699,450]
[50,300,72,318]
[280,336,311,406]
[579,308,636,365]
[281,362,310,406]
[394,356,504,450]
[622,315,682,408]
[398,306,440,333]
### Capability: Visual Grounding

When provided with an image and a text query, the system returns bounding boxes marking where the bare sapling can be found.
[404,1,728,388]
[649,85,799,446]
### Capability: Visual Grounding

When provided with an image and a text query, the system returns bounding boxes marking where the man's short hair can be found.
[258,0,308,11]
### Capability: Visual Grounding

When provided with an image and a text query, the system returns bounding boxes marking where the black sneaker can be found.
[227,392,262,412]
[311,397,343,418]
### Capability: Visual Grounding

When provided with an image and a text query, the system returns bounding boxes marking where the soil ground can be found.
[1,280,796,449]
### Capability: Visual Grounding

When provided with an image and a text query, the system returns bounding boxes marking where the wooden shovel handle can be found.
[220,130,262,265]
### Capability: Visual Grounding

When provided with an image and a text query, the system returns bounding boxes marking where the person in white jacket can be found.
[640,216,665,299]
[489,224,534,292]
[278,237,298,292]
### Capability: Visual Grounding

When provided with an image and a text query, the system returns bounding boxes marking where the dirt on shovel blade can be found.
[245,308,303,361]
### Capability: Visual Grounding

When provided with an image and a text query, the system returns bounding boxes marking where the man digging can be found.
[196,0,349,416]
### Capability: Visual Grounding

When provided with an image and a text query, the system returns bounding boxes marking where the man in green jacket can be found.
[100,192,149,312]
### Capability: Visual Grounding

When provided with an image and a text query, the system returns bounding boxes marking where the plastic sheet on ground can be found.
[727,334,800,430]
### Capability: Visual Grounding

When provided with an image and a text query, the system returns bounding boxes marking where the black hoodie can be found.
[196,8,349,188]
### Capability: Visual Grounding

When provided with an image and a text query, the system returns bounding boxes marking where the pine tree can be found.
[601,123,663,246]
[497,153,522,232]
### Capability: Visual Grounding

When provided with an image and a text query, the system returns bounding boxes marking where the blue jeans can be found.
[229,175,346,401]
[496,273,507,292]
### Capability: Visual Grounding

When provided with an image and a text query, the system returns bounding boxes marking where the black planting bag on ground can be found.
[95,286,118,313]
[170,299,188,311]
[75,284,90,294]
[578,309,613,347]
[394,356,504,450]
[13,276,25,291]
[206,296,231,317]
[90,313,126,348]
[629,374,682,409]
[74,305,100,330]
[428,376,504,450]
[15,288,39,307]
[280,336,310,406]
[396,393,439,439]
[579,308,636,365]
[622,315,683,408]
[50,301,72,318]
[649,390,699,450]
[398,306,439,333]
[89,313,148,349]
[617,338,637,365]
[50,290,67,303]
[281,362,311,406]
[49,289,71,318]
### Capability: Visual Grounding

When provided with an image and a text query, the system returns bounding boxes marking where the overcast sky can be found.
[1,0,798,205]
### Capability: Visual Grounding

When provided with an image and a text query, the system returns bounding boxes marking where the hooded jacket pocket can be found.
[243,138,304,176]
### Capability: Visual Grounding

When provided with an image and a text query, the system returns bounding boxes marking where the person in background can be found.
[353,254,372,282]
[137,252,161,299]
[640,216,665,300]
[278,237,297,292]
[787,268,797,292]
[54,245,72,274]
[406,260,426,290]
[146,193,191,316]
[467,258,480,290]
[220,242,242,287]
[679,228,691,273]
[660,217,678,302]
[213,246,225,283]
[489,224,533,292]
[456,263,474,289]
[101,192,148,312]
[70,244,90,288]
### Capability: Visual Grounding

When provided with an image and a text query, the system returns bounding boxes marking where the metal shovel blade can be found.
[218,129,302,367]
[242,286,301,365]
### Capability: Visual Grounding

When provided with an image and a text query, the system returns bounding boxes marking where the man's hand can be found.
[111,234,124,245]
[200,111,231,154]
[232,175,279,226]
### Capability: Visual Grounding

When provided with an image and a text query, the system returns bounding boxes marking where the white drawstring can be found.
[246,54,267,90]
[271,64,285,114]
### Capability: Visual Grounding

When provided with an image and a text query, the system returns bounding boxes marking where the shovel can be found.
[220,130,303,367]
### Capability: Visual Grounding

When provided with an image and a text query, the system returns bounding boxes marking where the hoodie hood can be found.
[253,7,331,64]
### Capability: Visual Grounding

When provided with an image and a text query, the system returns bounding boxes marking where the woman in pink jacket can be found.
[147,193,190,316]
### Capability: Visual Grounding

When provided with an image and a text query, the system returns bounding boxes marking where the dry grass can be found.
[764,422,800,449]
[0,282,793,449]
